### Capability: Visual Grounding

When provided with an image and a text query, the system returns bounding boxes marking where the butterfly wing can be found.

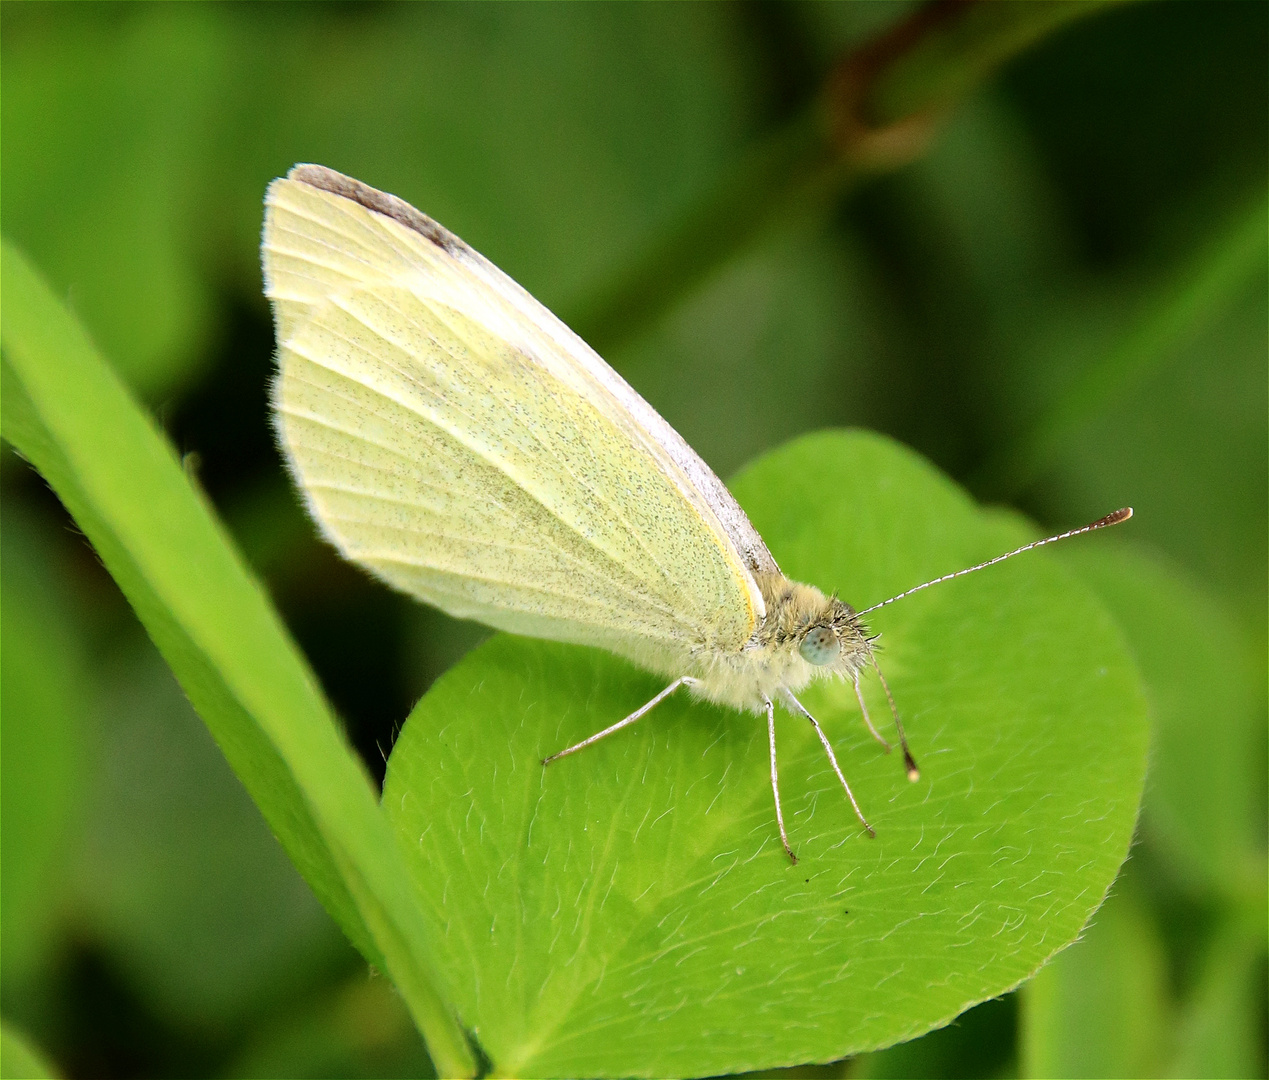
[262,165,775,675]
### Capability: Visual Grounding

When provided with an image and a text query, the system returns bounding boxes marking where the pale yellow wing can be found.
[262,165,773,675]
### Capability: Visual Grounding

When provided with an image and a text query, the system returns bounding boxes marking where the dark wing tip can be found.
[286,163,465,257]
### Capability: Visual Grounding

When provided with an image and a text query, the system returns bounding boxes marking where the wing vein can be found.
[329,290,695,597]
[279,404,700,634]
[286,313,691,599]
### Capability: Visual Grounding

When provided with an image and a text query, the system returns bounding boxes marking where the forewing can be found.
[263,168,764,669]
[269,167,778,577]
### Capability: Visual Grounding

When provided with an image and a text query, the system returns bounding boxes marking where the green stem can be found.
[570,0,1127,353]
[567,111,845,352]
[863,1,1118,127]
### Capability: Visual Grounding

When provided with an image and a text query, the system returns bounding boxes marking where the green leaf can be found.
[383,429,1148,1077]
[1020,877,1169,1078]
[0,240,474,1077]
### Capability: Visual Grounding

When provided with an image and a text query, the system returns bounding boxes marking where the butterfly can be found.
[262,164,1129,862]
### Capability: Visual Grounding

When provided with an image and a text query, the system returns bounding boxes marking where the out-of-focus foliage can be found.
[2,2,1264,1077]
[1,1021,60,1080]
[1,513,88,995]
[1022,876,1170,1077]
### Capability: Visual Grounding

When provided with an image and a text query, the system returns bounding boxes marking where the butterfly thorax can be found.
[688,572,872,711]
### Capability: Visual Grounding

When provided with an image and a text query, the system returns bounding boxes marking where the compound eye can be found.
[799,625,838,666]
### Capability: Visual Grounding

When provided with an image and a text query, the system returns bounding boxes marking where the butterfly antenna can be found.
[856,508,1133,618]
[868,654,919,781]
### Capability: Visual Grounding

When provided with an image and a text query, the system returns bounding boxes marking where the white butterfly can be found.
[262,164,1129,862]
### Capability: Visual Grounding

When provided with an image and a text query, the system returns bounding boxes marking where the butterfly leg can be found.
[764,694,797,864]
[781,690,875,837]
[852,673,892,752]
[542,675,698,765]
[867,655,920,781]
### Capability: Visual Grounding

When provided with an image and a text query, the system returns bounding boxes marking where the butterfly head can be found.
[796,597,872,675]
[753,573,872,682]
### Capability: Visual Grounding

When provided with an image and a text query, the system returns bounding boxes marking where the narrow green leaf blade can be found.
[0,240,474,1077]
[384,429,1149,1077]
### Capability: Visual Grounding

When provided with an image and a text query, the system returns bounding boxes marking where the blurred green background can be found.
[2,2,1264,1077]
